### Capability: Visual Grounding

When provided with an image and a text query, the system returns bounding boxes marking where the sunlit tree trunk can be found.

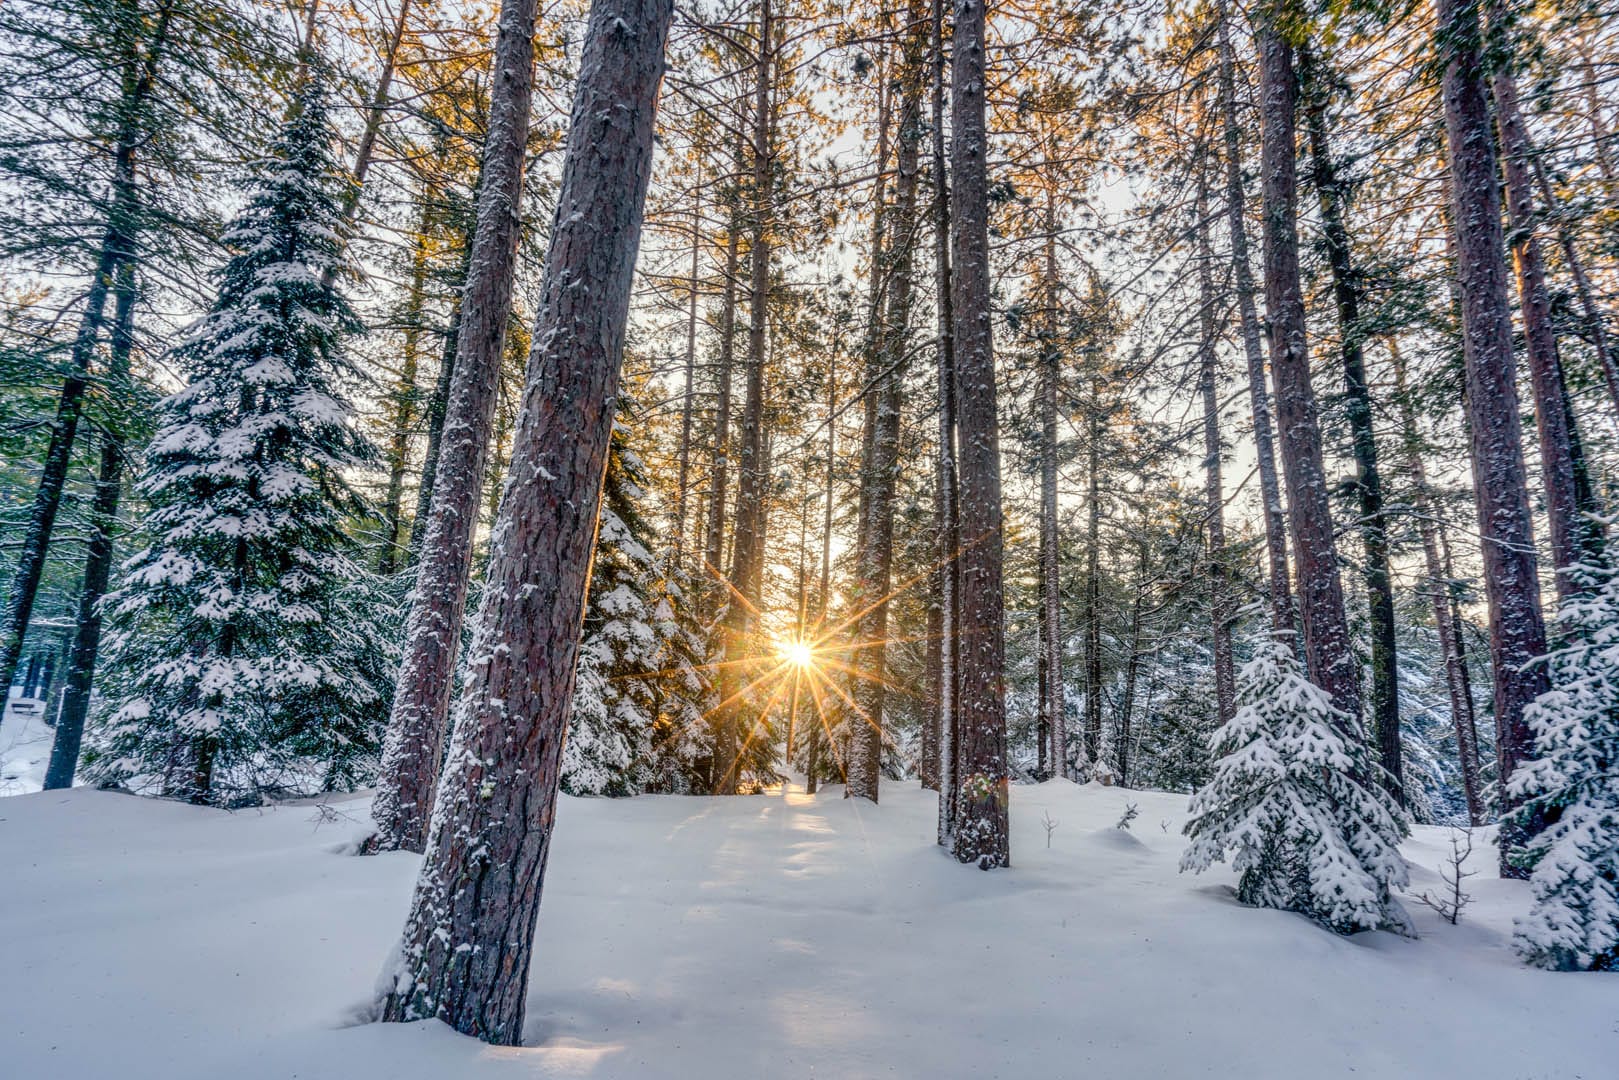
[377,0,672,1040]
[928,0,957,816]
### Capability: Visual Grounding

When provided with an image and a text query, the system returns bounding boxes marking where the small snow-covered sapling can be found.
[1417,828,1476,926]
[1042,810,1059,848]
[1116,801,1139,831]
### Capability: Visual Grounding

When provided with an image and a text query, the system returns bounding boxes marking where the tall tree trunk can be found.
[947,0,1009,868]
[1082,403,1103,766]
[378,201,433,574]
[1531,158,1619,421]
[715,0,774,796]
[928,0,957,818]
[1434,0,1550,876]
[0,0,172,714]
[702,223,741,613]
[377,0,671,1041]
[1485,0,1597,597]
[1255,4,1361,723]
[1391,341,1485,825]
[1195,173,1236,727]
[1117,543,1146,787]
[407,241,471,556]
[43,263,137,790]
[674,181,703,562]
[370,0,541,853]
[1217,11,1293,635]
[1299,42,1403,798]
[1038,188,1067,779]
[807,357,837,796]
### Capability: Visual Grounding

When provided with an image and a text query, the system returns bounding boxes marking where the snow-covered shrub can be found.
[88,81,389,804]
[1181,639,1411,934]
[1507,563,1619,972]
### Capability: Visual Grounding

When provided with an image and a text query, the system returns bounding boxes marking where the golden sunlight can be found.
[778,639,816,669]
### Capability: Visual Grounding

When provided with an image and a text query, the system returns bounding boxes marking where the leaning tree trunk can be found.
[1255,4,1361,724]
[0,0,172,714]
[1194,172,1236,727]
[715,0,774,796]
[947,0,1010,869]
[370,0,541,853]
[1434,0,1550,876]
[1485,0,1597,597]
[377,0,672,1042]
[43,263,137,790]
[1299,42,1403,798]
[1217,10,1293,635]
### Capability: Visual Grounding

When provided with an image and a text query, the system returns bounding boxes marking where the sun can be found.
[778,639,816,669]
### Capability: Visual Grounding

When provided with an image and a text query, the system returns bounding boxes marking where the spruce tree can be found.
[1508,562,1619,972]
[88,80,386,804]
[1182,640,1411,934]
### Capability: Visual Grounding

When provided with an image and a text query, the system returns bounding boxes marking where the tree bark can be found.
[1082,400,1103,766]
[377,0,671,1041]
[674,181,703,562]
[1195,171,1236,728]
[1434,0,1549,876]
[947,0,1009,868]
[1038,188,1067,778]
[378,200,433,574]
[702,222,740,616]
[1217,11,1293,635]
[1299,41,1403,798]
[1255,4,1361,723]
[370,0,541,853]
[44,263,137,790]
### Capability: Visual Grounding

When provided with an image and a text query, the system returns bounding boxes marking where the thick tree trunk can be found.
[370,0,541,853]
[927,0,957,815]
[1391,341,1485,825]
[1484,2,1596,597]
[1217,12,1293,635]
[378,204,432,574]
[0,0,172,715]
[715,0,774,796]
[947,0,1009,868]
[1299,43,1403,798]
[43,264,137,790]
[377,0,671,1041]
[1195,175,1236,727]
[1038,191,1067,779]
[1434,0,1549,876]
[1255,6,1361,723]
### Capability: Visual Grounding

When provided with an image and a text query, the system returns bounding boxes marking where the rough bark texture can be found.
[947,0,1009,868]
[1038,191,1067,778]
[1217,12,1293,635]
[702,223,740,615]
[1484,2,1593,598]
[0,0,171,715]
[1195,176,1236,727]
[714,0,773,797]
[377,0,671,1041]
[1434,0,1549,876]
[674,183,703,560]
[1299,43,1403,798]
[1255,7,1361,723]
[927,0,956,812]
[44,263,136,790]
[370,0,541,853]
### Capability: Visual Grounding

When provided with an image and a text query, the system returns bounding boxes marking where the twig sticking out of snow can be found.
[1417,828,1476,926]
[1042,810,1058,849]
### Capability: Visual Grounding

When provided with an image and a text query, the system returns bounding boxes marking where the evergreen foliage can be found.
[88,81,388,804]
[1181,639,1412,934]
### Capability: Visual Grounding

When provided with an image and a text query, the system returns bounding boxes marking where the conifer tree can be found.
[88,81,386,804]
[1182,640,1411,934]
[1508,562,1619,971]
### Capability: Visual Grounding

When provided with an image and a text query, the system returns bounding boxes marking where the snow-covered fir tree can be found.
[562,417,664,797]
[88,80,388,804]
[1181,639,1411,934]
[1507,561,1619,972]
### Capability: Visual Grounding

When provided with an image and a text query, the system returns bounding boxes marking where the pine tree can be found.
[1507,562,1619,972]
[562,417,662,797]
[88,81,386,804]
[1182,640,1411,934]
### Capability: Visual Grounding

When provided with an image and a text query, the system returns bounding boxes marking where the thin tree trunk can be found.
[1484,1,1595,597]
[336,0,413,225]
[928,0,957,817]
[948,0,1009,868]
[1038,187,1067,779]
[1299,42,1403,798]
[377,0,671,1041]
[1217,11,1293,635]
[1255,4,1361,723]
[370,0,541,853]
[408,245,470,555]
[1390,340,1485,825]
[1531,158,1619,421]
[1083,404,1103,766]
[378,202,433,574]
[1195,172,1236,727]
[1117,544,1146,787]
[0,0,173,713]
[808,356,836,796]
[674,181,703,561]
[1434,0,1550,876]
[43,263,137,790]
[702,223,740,615]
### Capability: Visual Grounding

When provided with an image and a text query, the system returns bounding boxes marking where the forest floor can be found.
[1,751,1615,1078]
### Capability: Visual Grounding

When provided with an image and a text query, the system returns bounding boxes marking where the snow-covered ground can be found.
[1,779,1613,1078]
[1,692,54,796]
